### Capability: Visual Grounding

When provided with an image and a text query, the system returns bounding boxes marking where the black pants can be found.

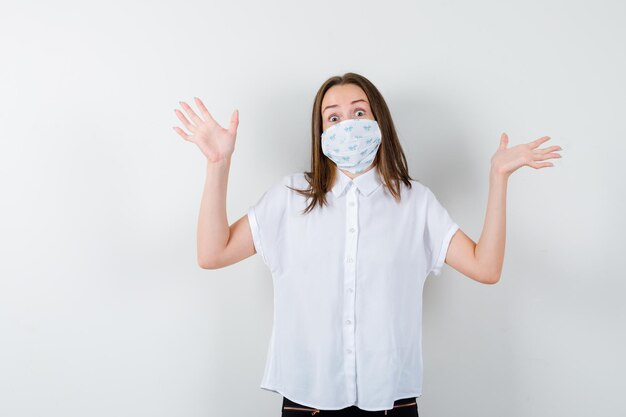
[281,396,418,416]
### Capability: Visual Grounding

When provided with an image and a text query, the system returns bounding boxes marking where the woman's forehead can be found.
[322,84,369,111]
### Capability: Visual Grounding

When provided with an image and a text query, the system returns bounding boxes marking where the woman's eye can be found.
[329,115,339,122]
[355,109,365,117]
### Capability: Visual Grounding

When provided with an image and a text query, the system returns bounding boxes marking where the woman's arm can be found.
[198,158,233,268]
[196,157,257,269]
[173,98,256,269]
[445,133,562,284]
[474,169,508,283]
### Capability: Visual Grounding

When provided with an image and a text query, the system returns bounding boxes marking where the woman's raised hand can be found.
[173,97,239,162]
[490,133,563,178]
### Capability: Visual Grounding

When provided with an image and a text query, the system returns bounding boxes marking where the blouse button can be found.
[348,288,353,293]
[346,348,352,354]
[349,202,355,206]
[347,257,354,263]
[346,320,351,325]
[349,227,356,233]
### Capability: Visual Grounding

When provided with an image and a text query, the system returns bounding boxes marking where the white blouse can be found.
[247,164,460,411]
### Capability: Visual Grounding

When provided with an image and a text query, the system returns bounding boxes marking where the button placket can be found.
[343,182,359,402]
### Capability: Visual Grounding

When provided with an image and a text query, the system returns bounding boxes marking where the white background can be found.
[1,0,624,416]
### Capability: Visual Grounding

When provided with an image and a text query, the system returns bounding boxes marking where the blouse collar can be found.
[331,164,383,198]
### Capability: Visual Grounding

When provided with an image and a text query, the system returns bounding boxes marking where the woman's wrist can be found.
[489,165,509,183]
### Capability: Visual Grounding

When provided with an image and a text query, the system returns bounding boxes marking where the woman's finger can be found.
[172,126,192,141]
[534,145,562,154]
[174,108,196,133]
[534,152,562,161]
[499,132,509,150]
[194,97,217,125]
[179,100,204,126]
[528,135,551,149]
[530,160,554,169]
[229,109,239,134]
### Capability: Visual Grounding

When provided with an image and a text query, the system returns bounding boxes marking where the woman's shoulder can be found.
[399,178,431,198]
[403,179,454,213]
[282,171,310,189]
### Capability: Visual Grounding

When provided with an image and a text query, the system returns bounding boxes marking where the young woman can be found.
[173,73,562,416]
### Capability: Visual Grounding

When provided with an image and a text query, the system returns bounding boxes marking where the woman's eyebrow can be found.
[322,99,368,114]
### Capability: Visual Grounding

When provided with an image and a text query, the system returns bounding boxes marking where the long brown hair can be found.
[289,72,417,214]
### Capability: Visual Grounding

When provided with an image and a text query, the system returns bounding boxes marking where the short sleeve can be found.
[247,176,288,271]
[424,187,460,277]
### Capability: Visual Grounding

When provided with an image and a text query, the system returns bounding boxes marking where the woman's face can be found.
[320,83,375,133]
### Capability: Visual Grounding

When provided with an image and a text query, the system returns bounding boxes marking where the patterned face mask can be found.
[321,118,382,174]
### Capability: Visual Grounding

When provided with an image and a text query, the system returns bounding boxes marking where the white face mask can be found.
[320,118,382,174]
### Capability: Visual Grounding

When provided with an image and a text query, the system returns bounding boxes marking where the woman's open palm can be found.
[491,133,562,178]
[173,97,239,162]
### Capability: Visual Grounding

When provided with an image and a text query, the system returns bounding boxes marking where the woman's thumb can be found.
[229,109,239,133]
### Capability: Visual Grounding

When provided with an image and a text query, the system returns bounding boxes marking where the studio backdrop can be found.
[0,0,623,416]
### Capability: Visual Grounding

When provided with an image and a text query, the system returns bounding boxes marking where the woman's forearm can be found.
[474,168,509,283]
[197,156,232,268]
